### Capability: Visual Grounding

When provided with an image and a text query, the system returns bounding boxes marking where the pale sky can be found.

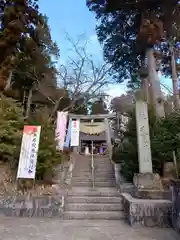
[39,0,173,98]
[38,0,124,98]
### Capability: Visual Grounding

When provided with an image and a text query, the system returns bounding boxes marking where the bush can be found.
[28,109,63,180]
[0,95,63,181]
[0,94,24,168]
[115,106,180,182]
[113,111,139,181]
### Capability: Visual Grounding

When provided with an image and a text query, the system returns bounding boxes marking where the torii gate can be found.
[68,113,116,157]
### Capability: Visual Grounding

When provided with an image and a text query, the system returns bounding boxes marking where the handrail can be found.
[91,141,95,188]
[61,196,65,208]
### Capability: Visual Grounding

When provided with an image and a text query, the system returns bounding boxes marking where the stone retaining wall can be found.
[0,195,63,218]
[53,154,74,187]
[121,193,172,228]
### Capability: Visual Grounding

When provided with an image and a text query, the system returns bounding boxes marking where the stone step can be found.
[95,176,115,178]
[72,176,114,180]
[96,170,114,172]
[95,168,114,171]
[73,171,92,174]
[68,187,121,196]
[94,161,112,163]
[73,171,114,174]
[72,178,115,181]
[74,167,113,170]
[73,175,114,179]
[94,160,112,163]
[73,176,115,179]
[94,160,112,162]
[93,158,110,160]
[66,196,122,204]
[72,171,114,177]
[72,182,116,187]
[72,179,115,184]
[72,177,115,180]
[93,157,111,158]
[95,172,114,174]
[72,175,92,178]
[95,169,113,171]
[73,174,115,178]
[74,166,113,169]
[63,211,124,220]
[95,161,111,163]
[95,174,115,177]
[94,163,112,165]
[65,203,123,211]
[95,169,114,172]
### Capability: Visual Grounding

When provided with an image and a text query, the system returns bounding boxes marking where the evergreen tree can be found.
[114,106,180,181]
[87,0,179,88]
[0,95,62,180]
[0,1,59,93]
[90,97,108,115]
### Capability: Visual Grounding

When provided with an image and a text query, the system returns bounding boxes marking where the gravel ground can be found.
[0,217,179,240]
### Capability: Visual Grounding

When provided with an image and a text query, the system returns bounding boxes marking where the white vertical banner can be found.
[17,126,41,179]
[55,111,68,150]
[70,119,80,146]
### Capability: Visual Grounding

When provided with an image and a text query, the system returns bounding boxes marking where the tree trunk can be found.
[25,88,33,119]
[164,97,173,116]
[50,96,63,119]
[170,45,180,110]
[146,48,165,118]
[4,70,13,92]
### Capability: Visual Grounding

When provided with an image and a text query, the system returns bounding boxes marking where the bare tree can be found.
[51,34,113,116]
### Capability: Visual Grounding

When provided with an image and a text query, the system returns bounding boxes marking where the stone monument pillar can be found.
[135,100,152,173]
[134,99,162,190]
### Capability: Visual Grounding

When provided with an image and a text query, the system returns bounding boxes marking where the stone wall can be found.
[0,195,63,217]
[122,193,172,228]
[113,163,134,192]
[0,163,65,218]
[53,154,74,187]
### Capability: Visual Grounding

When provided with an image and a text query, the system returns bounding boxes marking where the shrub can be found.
[0,94,24,168]
[0,95,63,181]
[115,107,180,182]
[29,109,63,180]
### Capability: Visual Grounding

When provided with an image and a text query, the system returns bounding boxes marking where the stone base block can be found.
[163,162,177,178]
[133,173,163,189]
[161,178,175,189]
[132,189,171,200]
[121,193,172,228]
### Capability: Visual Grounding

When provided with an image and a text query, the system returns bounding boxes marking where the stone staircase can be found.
[64,154,124,220]
[72,155,115,187]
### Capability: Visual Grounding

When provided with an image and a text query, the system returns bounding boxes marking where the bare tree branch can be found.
[52,34,113,114]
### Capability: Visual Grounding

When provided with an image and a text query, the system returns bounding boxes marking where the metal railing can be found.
[91,140,95,188]
[61,196,65,208]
